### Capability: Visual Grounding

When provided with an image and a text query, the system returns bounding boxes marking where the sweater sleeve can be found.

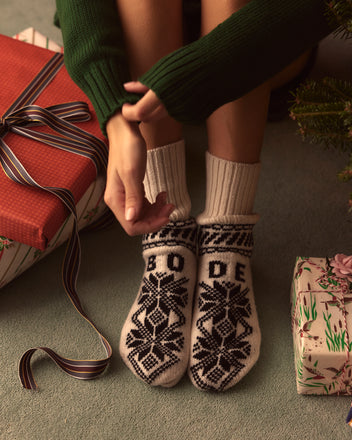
[55,0,140,134]
[139,0,335,124]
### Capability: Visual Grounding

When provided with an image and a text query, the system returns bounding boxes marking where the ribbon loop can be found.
[3,101,92,129]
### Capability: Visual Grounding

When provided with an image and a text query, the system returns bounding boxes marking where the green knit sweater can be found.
[55,0,334,132]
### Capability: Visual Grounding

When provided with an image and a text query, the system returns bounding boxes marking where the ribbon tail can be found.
[19,346,111,390]
[19,348,39,390]
[1,51,113,390]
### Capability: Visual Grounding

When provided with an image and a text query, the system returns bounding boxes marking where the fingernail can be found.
[126,207,135,221]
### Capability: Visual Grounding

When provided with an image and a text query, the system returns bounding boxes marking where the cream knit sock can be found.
[197,151,261,224]
[143,140,191,222]
[189,152,261,391]
[120,140,197,387]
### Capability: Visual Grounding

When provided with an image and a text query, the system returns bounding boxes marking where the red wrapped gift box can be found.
[0,34,107,250]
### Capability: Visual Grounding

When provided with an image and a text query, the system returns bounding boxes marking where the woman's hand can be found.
[122,82,168,123]
[105,112,174,236]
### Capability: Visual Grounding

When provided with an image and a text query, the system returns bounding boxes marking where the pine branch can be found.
[290,78,352,151]
[290,2,352,210]
[326,0,352,38]
[290,77,352,212]
[338,154,352,182]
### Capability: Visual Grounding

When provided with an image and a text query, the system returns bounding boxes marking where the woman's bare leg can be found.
[116,0,183,149]
[188,0,311,392]
[116,0,191,220]
[117,0,197,389]
[202,0,310,163]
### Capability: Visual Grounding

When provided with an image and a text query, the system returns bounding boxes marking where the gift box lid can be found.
[0,34,107,250]
[13,27,63,53]
[293,257,344,294]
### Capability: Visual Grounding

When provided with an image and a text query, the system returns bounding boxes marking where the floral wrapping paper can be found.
[13,27,64,53]
[0,29,108,289]
[291,257,352,395]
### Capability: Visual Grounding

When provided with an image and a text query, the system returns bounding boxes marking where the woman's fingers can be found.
[123,81,150,94]
[122,86,168,123]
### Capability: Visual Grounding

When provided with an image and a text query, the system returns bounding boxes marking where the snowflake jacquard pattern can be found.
[190,222,258,391]
[190,279,253,390]
[126,271,189,383]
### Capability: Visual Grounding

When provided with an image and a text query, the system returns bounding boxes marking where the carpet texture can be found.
[1,2,352,439]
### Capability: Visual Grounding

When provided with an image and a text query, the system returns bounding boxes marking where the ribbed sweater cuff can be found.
[77,59,140,135]
[139,0,332,125]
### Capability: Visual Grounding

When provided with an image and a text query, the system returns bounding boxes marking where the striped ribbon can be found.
[0,52,113,390]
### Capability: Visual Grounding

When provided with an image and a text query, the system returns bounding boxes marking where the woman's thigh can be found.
[115,0,183,78]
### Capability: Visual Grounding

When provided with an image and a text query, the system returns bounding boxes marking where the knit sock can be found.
[189,152,261,391]
[143,140,191,222]
[120,140,197,387]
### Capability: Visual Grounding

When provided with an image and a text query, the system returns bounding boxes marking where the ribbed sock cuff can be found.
[143,140,191,221]
[197,151,260,224]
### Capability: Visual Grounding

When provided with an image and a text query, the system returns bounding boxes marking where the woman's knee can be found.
[201,0,251,35]
[115,0,183,78]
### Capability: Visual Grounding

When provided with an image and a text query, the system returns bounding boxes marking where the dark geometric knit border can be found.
[197,223,254,257]
[142,218,197,254]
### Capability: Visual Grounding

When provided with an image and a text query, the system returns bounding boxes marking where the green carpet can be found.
[1,2,352,439]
